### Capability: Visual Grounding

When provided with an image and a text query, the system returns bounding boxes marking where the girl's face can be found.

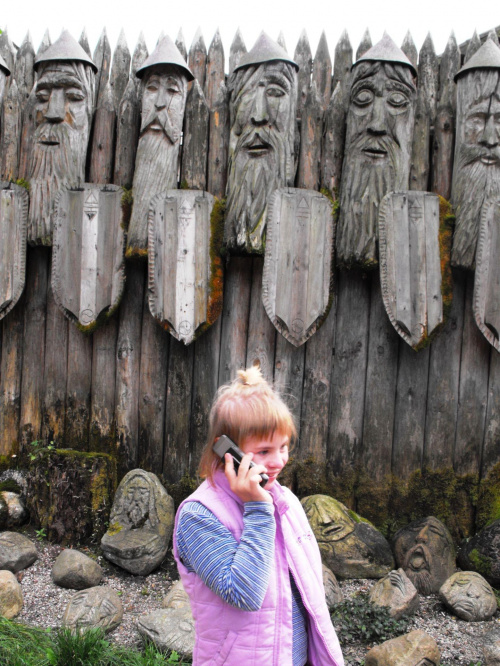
[239,431,289,488]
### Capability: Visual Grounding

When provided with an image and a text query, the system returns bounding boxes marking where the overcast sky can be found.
[2,0,499,69]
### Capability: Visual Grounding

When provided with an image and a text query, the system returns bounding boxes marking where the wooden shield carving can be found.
[262,188,334,347]
[148,190,223,345]
[52,185,126,332]
[0,182,28,319]
[379,191,443,349]
[474,198,500,352]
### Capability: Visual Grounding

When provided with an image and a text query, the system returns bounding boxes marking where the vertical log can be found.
[113,77,139,188]
[65,326,92,451]
[229,29,246,77]
[454,274,489,476]
[175,29,188,63]
[297,81,323,190]
[19,247,49,452]
[464,30,481,63]
[93,29,112,103]
[110,29,131,113]
[246,258,276,382]
[483,349,500,474]
[0,29,16,75]
[13,33,35,112]
[0,78,21,181]
[36,30,51,58]
[401,31,418,70]
[207,83,230,198]
[78,28,91,57]
[18,86,36,180]
[89,80,116,185]
[294,30,313,120]
[205,29,224,111]
[115,262,145,474]
[181,80,209,190]
[0,295,24,455]
[487,29,500,47]
[312,31,332,111]
[332,30,352,98]
[355,29,372,60]
[188,29,207,90]
[409,34,437,191]
[131,32,148,82]
[320,83,346,195]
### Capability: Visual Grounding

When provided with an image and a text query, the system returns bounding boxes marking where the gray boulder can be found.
[0,570,23,619]
[458,519,500,587]
[365,629,440,665]
[52,549,103,590]
[323,564,343,609]
[369,569,419,619]
[0,531,37,572]
[440,571,497,621]
[137,608,195,657]
[483,626,500,665]
[62,586,123,633]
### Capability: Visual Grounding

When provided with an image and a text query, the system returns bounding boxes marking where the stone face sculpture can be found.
[0,53,10,108]
[365,629,440,666]
[439,571,497,621]
[451,38,500,270]
[337,33,417,268]
[62,586,123,633]
[224,32,298,254]
[101,468,175,575]
[126,36,193,256]
[301,494,394,579]
[458,518,500,587]
[369,568,419,619]
[0,183,28,322]
[28,30,97,245]
[393,516,456,595]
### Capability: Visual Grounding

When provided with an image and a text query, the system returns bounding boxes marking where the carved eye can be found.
[267,86,285,98]
[36,90,50,102]
[388,91,409,107]
[66,90,85,102]
[167,86,181,95]
[352,89,373,106]
[146,82,159,92]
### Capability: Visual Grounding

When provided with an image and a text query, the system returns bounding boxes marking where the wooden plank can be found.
[115,261,145,474]
[19,247,48,452]
[0,291,24,455]
[207,82,230,199]
[205,29,224,111]
[180,80,209,190]
[401,31,418,70]
[246,257,276,381]
[361,273,399,481]
[454,273,490,475]
[312,31,331,111]
[65,325,92,451]
[93,29,112,103]
[0,184,28,320]
[355,29,372,60]
[294,30,313,120]
[113,76,140,189]
[89,81,116,185]
[327,271,370,475]
[297,83,323,191]
[229,28,246,77]
[13,33,35,112]
[109,29,131,112]
[0,78,21,181]
[188,29,207,90]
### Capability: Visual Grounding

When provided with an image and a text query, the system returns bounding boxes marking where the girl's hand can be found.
[224,452,272,504]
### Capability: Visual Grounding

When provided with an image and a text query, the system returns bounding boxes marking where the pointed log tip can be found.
[298,28,308,41]
[316,31,330,57]
[421,32,435,51]
[191,27,206,51]
[209,28,223,51]
[231,28,246,49]
[117,28,128,46]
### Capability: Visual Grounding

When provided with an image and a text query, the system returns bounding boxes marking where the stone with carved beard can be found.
[337,35,417,269]
[101,469,174,575]
[224,33,298,254]
[127,36,192,257]
[62,586,123,634]
[28,31,96,245]
[393,516,456,596]
[440,571,497,621]
[451,38,500,270]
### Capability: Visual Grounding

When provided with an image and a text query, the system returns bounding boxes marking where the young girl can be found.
[173,366,344,666]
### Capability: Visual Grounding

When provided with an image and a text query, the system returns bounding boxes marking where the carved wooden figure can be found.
[337,33,417,268]
[224,32,298,254]
[28,31,97,245]
[378,191,443,348]
[52,185,125,332]
[474,199,500,351]
[0,183,28,320]
[451,38,500,270]
[126,36,193,257]
[148,190,222,344]
[262,188,333,346]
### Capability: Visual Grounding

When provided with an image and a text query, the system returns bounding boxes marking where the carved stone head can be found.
[302,494,356,543]
[28,30,96,245]
[440,571,497,621]
[224,32,298,254]
[127,36,192,256]
[63,586,123,633]
[0,53,10,106]
[393,516,456,595]
[110,469,159,530]
[337,33,417,268]
[369,568,419,619]
[451,38,500,269]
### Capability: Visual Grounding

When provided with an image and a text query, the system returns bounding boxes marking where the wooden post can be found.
[483,350,500,474]
[464,30,481,62]
[175,29,188,63]
[207,83,229,198]
[13,33,35,112]
[188,29,207,90]
[401,31,418,70]
[0,295,24,455]
[297,81,323,190]
[181,80,209,190]
[355,29,372,60]
[78,28,91,57]
[312,31,331,111]
[65,326,92,451]
[0,78,21,181]
[17,86,37,180]
[110,29,131,113]
[93,29,112,103]
[113,77,139,189]
[294,30,313,120]
[321,83,346,197]
[0,29,16,75]
[229,29,246,77]
[36,30,51,57]
[332,30,352,99]
[205,29,224,111]
[246,258,276,382]
[131,32,148,81]
[89,81,116,185]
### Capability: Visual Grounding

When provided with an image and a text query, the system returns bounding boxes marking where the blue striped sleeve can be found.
[176,500,275,612]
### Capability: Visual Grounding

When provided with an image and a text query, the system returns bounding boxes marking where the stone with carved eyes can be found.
[440,571,497,621]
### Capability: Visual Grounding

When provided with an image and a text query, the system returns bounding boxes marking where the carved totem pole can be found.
[28,30,97,245]
[336,33,417,268]
[126,36,193,257]
[224,32,298,254]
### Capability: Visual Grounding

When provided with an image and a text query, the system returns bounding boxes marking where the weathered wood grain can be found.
[180,80,209,190]
[294,30,313,119]
[205,29,224,111]
[312,31,332,111]
[464,30,481,63]
[401,31,418,70]
[36,30,51,57]
[113,76,139,188]
[110,29,131,112]
[246,257,276,381]
[175,29,188,63]
[277,32,287,52]
[188,29,207,90]
[355,29,372,60]
[0,183,28,320]
[65,324,92,451]
[89,81,116,185]
[0,29,16,74]
[207,82,230,198]
[320,83,346,195]
[0,290,24,455]
[17,85,37,180]
[483,347,500,473]
[229,28,246,77]
[131,32,148,81]
[297,83,323,191]
[13,33,35,111]
[78,28,91,57]
[332,30,352,98]
[0,79,21,181]
[93,29,112,103]
[474,200,500,351]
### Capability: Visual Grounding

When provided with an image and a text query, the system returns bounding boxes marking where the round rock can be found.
[458,519,500,587]
[483,625,500,665]
[0,569,23,619]
[323,564,343,609]
[365,629,440,665]
[0,531,38,573]
[52,549,103,589]
[369,568,419,619]
[62,586,123,633]
[439,570,497,621]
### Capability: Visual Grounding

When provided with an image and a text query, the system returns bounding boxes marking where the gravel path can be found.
[14,534,500,665]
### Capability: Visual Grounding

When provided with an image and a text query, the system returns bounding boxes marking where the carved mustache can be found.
[236,126,281,154]
[351,132,401,154]
[34,121,75,146]
[459,144,500,167]
[140,108,180,144]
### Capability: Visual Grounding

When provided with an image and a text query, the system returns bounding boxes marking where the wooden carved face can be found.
[451,70,500,269]
[225,61,297,253]
[140,67,188,143]
[337,61,416,267]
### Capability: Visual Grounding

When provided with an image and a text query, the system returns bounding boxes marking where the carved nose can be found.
[416,525,429,543]
[251,88,269,126]
[367,97,387,136]
[154,87,168,110]
[479,115,499,149]
[45,88,66,123]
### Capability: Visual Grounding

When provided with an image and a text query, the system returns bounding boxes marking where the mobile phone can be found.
[213,435,269,488]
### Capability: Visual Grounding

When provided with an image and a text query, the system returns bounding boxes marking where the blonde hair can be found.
[198,365,297,482]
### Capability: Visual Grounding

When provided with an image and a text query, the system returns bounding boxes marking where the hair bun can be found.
[237,364,264,386]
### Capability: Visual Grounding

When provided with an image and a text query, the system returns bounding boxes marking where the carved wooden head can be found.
[224,59,298,254]
[337,52,416,268]
[140,65,188,143]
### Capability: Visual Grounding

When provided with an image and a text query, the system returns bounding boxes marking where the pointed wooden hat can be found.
[234,31,298,72]
[34,29,97,72]
[455,37,500,81]
[136,35,193,80]
[354,32,417,77]
[0,53,10,76]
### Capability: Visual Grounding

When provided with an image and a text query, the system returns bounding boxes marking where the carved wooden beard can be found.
[337,62,416,268]
[451,71,500,269]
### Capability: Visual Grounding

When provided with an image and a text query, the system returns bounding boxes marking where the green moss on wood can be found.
[14,178,30,191]
[477,462,500,529]
[468,548,492,577]
[166,472,200,511]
